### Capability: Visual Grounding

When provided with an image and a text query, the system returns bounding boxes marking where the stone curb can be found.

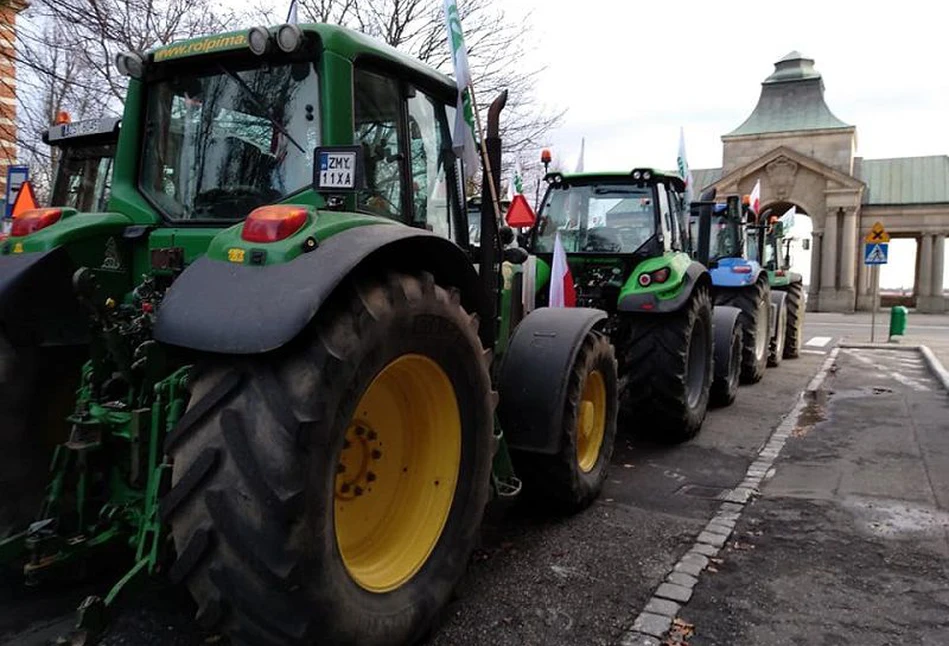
[919,345,949,394]
[615,347,840,645]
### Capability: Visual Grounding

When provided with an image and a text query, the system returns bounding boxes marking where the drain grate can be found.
[676,484,729,499]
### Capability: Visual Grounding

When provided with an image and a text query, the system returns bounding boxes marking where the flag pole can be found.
[466,82,502,230]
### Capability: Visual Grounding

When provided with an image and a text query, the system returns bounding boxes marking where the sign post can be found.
[863,221,890,342]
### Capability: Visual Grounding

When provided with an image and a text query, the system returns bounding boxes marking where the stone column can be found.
[807,233,822,312]
[918,234,934,312]
[820,210,838,305]
[932,234,946,312]
[838,209,857,312]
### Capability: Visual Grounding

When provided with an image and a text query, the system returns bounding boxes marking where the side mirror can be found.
[802,238,811,251]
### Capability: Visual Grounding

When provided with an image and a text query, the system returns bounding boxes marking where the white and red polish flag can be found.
[549,231,576,307]
[749,179,761,214]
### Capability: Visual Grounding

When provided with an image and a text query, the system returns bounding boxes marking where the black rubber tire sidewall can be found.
[166,273,494,646]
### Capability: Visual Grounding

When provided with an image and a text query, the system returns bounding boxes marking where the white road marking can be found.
[801,349,827,355]
[805,336,832,347]
[842,349,932,392]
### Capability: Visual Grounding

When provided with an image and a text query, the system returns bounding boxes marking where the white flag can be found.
[506,155,523,201]
[749,179,761,215]
[677,127,694,206]
[574,137,585,173]
[444,0,480,178]
[286,0,298,24]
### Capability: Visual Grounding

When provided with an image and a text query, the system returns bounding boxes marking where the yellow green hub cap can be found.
[334,354,461,593]
[576,369,606,473]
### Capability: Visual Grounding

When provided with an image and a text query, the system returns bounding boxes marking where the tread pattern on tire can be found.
[164,271,495,646]
[710,319,741,408]
[714,278,771,384]
[782,281,804,359]
[619,285,713,442]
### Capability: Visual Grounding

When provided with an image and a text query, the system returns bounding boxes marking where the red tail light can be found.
[651,268,670,283]
[241,206,308,243]
[11,208,62,237]
[731,265,752,274]
[776,269,786,276]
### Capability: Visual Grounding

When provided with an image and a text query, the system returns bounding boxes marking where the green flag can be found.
[444,0,480,178]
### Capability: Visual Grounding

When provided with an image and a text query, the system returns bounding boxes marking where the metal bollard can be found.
[889,305,908,340]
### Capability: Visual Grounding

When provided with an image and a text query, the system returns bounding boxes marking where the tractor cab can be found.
[529,169,688,309]
[689,194,758,268]
[43,116,119,212]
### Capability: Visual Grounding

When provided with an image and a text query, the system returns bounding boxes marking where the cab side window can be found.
[354,69,404,220]
[407,90,452,239]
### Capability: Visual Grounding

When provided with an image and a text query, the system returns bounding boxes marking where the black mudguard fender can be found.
[497,306,607,455]
[153,224,486,355]
[0,248,85,346]
[618,261,709,314]
[711,305,741,383]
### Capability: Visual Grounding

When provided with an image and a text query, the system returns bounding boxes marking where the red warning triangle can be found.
[504,194,536,228]
[11,180,38,218]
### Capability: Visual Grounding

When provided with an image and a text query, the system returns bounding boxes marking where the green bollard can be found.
[889,305,908,340]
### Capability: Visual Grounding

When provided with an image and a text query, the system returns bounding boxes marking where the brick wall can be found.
[0,1,26,198]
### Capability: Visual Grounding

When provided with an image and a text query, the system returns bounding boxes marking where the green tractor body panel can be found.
[616,250,691,305]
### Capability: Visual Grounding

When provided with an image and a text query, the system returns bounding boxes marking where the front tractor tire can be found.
[620,285,714,442]
[714,279,771,384]
[164,272,495,646]
[511,330,618,512]
[782,281,805,359]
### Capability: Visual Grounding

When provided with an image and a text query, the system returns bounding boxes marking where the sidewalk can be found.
[678,347,949,645]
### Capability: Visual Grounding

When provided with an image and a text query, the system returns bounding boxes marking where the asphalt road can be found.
[0,320,844,646]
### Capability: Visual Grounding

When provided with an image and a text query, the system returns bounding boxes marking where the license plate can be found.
[318,152,356,189]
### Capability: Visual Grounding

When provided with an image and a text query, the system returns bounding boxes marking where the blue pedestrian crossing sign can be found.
[864,242,888,265]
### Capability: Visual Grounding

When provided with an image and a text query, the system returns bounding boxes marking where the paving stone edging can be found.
[616,349,840,646]
[837,342,949,394]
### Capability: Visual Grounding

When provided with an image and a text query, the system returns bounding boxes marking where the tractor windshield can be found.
[535,183,656,254]
[51,143,115,212]
[140,61,320,220]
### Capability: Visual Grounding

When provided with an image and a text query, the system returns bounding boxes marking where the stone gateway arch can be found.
[692,52,948,313]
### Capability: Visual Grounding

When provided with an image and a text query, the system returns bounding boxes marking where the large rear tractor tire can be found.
[164,272,495,646]
[511,330,617,512]
[768,291,787,368]
[714,279,771,384]
[782,281,805,359]
[0,336,82,539]
[619,285,713,442]
[710,307,741,408]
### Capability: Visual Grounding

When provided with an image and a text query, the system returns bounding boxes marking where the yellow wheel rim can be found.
[576,369,606,473]
[334,354,461,593]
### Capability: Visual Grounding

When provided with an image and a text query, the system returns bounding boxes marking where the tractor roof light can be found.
[632,170,642,180]
[247,26,272,55]
[241,205,309,243]
[11,208,62,237]
[540,148,552,164]
[115,51,146,79]
[276,23,303,53]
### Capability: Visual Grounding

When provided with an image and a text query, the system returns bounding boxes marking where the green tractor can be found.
[44,116,120,213]
[750,208,805,359]
[0,23,619,645]
[523,169,743,441]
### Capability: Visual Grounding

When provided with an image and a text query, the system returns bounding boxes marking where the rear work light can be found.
[638,267,671,287]
[241,205,309,243]
[11,208,62,237]
[731,265,753,274]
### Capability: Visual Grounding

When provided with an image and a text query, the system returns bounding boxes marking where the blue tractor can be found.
[690,193,786,384]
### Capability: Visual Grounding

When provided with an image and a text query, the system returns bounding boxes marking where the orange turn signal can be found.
[241,205,308,243]
[11,208,62,237]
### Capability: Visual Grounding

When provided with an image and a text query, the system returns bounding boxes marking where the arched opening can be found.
[760,201,813,290]
[880,237,917,308]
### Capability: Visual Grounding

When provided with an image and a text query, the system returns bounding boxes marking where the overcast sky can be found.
[504,0,948,290]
